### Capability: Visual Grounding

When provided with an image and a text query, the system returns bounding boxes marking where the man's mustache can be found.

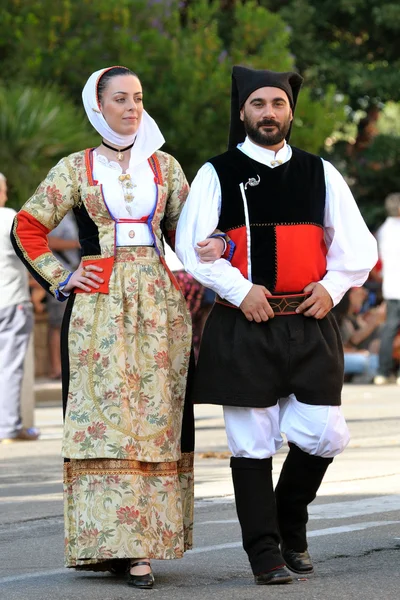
[257,119,280,128]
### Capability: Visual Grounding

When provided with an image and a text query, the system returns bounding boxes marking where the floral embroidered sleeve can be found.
[163,156,190,251]
[11,156,80,300]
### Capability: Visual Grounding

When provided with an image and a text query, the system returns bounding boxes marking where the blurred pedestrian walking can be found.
[0,172,38,443]
[374,193,400,385]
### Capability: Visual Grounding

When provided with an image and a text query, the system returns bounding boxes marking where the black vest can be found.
[209,147,327,294]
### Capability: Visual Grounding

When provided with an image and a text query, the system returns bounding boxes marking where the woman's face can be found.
[99,74,143,136]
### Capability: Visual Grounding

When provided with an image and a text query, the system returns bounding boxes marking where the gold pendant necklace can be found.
[102,140,135,162]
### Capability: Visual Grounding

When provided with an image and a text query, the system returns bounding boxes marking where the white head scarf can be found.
[82,66,165,167]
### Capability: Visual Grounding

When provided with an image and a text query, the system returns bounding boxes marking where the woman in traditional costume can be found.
[11,66,222,589]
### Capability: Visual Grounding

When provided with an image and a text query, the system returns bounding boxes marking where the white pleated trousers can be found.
[223,394,350,459]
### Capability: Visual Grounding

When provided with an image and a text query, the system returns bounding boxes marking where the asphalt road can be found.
[1,384,400,599]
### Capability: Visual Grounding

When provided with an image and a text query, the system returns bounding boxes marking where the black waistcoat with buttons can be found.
[208,147,327,294]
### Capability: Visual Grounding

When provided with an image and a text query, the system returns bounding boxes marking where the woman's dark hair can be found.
[97,67,139,104]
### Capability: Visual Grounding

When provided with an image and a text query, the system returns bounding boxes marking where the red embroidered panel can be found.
[148,154,163,185]
[74,256,114,294]
[275,224,327,293]
[15,210,51,260]
[228,226,248,279]
[85,148,96,185]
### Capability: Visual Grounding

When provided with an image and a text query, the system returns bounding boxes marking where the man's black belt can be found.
[215,292,312,316]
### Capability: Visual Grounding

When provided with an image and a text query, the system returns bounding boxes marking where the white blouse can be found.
[93,152,156,246]
[176,137,378,307]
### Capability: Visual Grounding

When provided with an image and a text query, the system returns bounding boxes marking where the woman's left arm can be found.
[163,155,190,251]
[163,155,224,261]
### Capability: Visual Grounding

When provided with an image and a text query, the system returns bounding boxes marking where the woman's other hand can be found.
[196,237,225,263]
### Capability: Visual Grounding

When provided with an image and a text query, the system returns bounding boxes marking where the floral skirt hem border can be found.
[64,452,194,568]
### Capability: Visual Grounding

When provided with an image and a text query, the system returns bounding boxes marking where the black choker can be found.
[101,140,135,161]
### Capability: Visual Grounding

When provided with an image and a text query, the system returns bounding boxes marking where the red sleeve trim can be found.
[14,210,51,260]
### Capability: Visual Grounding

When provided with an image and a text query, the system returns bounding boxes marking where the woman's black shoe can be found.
[128,561,155,589]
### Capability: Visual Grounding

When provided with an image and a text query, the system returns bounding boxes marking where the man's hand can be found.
[239,284,275,322]
[196,237,225,263]
[296,282,333,319]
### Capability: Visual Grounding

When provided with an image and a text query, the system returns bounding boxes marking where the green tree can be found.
[0,85,97,208]
[347,135,400,228]
[290,86,347,154]
[260,0,400,109]
[0,0,347,183]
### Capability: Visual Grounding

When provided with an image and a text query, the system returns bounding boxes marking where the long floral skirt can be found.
[60,247,194,568]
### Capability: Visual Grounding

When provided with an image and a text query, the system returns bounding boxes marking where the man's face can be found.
[0,179,8,207]
[240,86,293,148]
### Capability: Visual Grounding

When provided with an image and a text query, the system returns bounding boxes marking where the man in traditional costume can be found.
[176,66,378,585]
[11,66,222,589]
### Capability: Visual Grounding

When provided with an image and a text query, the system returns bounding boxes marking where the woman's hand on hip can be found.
[63,262,104,293]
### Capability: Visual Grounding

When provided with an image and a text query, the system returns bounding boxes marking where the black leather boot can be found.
[230,456,292,584]
[275,443,333,573]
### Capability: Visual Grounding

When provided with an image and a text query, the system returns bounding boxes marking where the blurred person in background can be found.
[332,287,385,383]
[0,172,38,443]
[374,193,400,385]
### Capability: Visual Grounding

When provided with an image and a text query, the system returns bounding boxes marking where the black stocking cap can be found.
[228,65,303,149]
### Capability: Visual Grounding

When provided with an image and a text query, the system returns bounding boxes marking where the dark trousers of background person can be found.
[377,299,400,377]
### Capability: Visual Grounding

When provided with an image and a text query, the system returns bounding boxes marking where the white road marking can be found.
[191,521,400,552]
[198,495,400,524]
[0,493,63,505]
[307,520,400,537]
[0,569,66,585]
[199,519,238,525]
[309,495,400,519]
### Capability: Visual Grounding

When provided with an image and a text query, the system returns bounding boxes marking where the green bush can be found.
[0,85,96,209]
[0,0,347,184]
[348,134,400,229]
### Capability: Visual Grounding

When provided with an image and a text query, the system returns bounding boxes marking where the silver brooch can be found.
[244,175,260,190]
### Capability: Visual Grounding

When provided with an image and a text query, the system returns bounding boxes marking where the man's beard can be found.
[243,114,291,147]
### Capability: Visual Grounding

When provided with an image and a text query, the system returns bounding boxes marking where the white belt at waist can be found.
[116,222,154,246]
